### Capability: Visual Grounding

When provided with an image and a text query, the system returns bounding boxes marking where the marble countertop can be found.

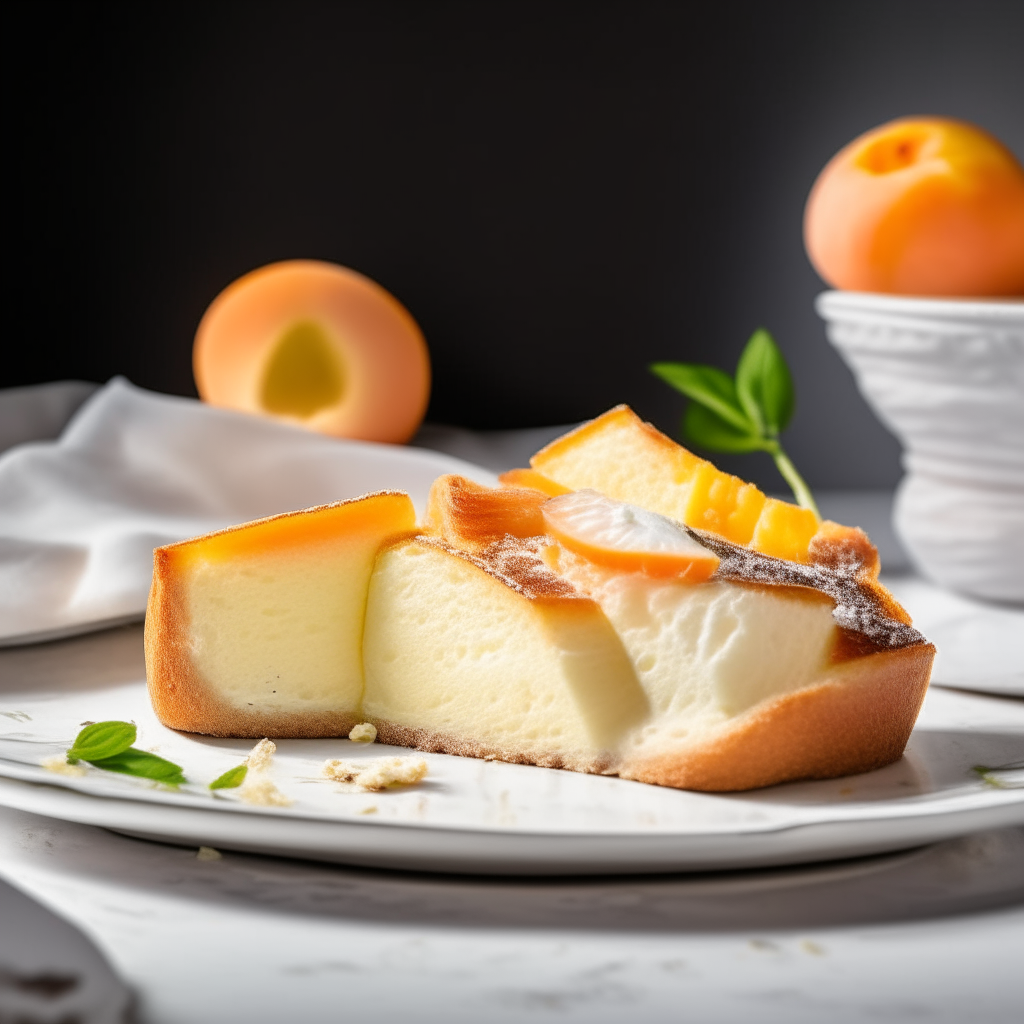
[1,801,1023,1024]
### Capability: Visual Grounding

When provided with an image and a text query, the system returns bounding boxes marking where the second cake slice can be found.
[146,491,415,737]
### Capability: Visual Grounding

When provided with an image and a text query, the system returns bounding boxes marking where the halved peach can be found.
[193,260,431,443]
[542,489,720,581]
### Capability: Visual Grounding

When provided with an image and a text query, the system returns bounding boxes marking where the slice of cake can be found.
[144,408,935,791]
[145,491,415,737]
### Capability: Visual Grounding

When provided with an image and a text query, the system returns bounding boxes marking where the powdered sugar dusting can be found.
[690,528,926,652]
[419,534,581,601]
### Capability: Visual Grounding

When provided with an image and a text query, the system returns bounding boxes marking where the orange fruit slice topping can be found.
[541,490,720,581]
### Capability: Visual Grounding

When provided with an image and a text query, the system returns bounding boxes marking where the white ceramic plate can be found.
[882,575,1024,697]
[1,625,1022,876]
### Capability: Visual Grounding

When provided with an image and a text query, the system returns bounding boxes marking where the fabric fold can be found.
[0,378,492,645]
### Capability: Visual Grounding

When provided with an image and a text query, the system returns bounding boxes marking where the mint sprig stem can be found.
[651,328,819,517]
[763,443,819,518]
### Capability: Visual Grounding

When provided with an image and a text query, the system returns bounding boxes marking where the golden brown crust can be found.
[145,547,359,738]
[620,643,935,791]
[531,404,685,469]
[425,475,548,549]
[372,719,615,776]
[157,490,412,554]
[809,520,881,577]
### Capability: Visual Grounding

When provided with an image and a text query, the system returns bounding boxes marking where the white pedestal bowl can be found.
[816,290,1024,603]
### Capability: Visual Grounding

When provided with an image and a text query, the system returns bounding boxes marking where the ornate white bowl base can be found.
[895,474,1024,603]
[816,290,1024,603]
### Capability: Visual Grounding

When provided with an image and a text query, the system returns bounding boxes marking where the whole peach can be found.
[804,117,1024,296]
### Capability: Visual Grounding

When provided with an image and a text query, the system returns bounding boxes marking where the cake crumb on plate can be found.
[246,738,276,771]
[41,755,86,778]
[323,756,428,791]
[240,777,292,807]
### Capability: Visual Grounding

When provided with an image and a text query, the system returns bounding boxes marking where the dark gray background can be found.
[8,1,1024,491]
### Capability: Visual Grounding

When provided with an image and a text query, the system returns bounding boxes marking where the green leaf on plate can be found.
[87,748,187,787]
[209,764,248,790]
[683,402,767,454]
[735,328,795,436]
[971,761,1024,789]
[67,721,136,764]
[650,363,753,433]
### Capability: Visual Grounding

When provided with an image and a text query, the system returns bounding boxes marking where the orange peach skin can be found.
[804,117,1024,297]
[194,260,431,443]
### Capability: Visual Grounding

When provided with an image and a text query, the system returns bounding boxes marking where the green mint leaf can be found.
[735,329,795,436]
[650,363,754,434]
[86,748,186,787]
[209,764,248,790]
[68,721,136,763]
[683,402,768,454]
[651,328,818,512]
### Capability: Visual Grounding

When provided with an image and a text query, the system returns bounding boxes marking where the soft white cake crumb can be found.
[239,777,292,807]
[322,757,428,791]
[41,755,86,777]
[196,846,222,861]
[246,738,276,771]
[348,722,377,743]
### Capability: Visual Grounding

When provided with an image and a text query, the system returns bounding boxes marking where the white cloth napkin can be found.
[0,378,493,646]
